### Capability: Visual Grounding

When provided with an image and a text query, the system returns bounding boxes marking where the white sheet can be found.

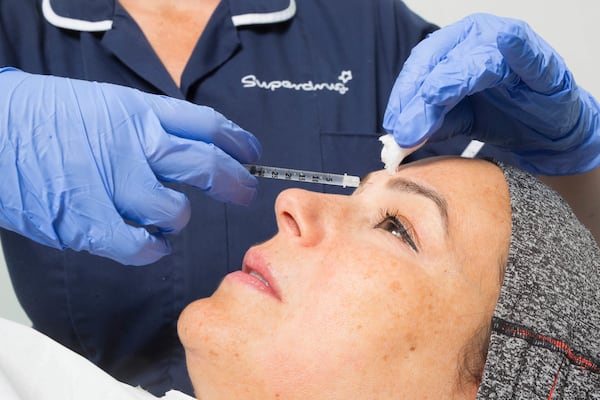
[0,317,194,400]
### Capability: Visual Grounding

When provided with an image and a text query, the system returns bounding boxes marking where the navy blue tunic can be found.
[0,0,494,395]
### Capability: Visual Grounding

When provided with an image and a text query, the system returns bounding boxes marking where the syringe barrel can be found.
[244,164,360,188]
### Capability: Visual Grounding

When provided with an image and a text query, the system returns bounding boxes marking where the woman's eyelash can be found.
[374,210,419,252]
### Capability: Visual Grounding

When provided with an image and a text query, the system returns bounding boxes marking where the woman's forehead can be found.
[359,158,507,199]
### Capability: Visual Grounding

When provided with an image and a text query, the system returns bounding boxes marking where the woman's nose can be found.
[274,188,328,247]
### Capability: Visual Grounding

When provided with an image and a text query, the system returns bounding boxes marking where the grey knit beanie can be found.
[477,163,600,399]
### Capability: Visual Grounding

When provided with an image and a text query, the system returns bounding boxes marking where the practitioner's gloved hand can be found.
[384,13,600,175]
[0,68,262,265]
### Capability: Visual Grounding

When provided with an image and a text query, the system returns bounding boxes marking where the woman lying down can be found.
[1,157,598,400]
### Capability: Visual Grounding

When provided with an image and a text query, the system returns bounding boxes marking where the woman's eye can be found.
[375,212,419,252]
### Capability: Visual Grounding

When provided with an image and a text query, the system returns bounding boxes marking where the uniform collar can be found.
[42,0,296,32]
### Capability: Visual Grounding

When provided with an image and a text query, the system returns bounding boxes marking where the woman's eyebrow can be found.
[387,177,449,234]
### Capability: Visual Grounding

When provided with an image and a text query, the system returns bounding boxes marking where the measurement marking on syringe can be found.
[244,164,360,188]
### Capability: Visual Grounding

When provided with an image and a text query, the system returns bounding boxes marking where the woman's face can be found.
[178,157,512,400]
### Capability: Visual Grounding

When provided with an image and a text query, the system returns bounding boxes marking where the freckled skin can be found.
[389,280,402,293]
[178,158,511,400]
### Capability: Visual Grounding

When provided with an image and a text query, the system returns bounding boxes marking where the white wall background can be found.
[402,1,600,96]
[1,1,599,325]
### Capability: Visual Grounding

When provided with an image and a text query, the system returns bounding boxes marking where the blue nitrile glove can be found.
[384,13,600,175]
[0,67,262,265]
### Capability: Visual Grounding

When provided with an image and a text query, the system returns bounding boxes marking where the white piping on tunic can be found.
[40,0,479,160]
[42,0,295,32]
[460,140,485,158]
[231,0,296,26]
[42,0,113,32]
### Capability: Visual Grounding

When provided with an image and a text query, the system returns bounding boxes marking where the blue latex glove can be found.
[384,13,600,175]
[0,68,261,265]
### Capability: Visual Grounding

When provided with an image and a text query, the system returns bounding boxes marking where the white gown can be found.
[0,318,194,400]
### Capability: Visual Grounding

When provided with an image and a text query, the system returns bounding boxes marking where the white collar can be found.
[42,0,296,32]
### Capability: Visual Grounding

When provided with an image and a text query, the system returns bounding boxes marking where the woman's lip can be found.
[240,248,282,301]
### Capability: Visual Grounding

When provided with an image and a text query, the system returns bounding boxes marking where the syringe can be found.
[244,164,361,188]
